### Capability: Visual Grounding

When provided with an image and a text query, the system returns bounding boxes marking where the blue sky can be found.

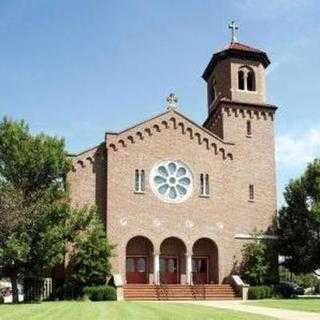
[0,0,319,206]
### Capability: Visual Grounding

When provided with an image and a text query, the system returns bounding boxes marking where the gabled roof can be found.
[106,108,232,145]
[202,41,270,81]
[106,109,234,161]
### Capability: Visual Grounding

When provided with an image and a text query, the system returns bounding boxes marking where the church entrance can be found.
[160,257,178,284]
[192,257,209,284]
[192,238,218,284]
[160,237,186,284]
[126,236,153,284]
[126,256,148,284]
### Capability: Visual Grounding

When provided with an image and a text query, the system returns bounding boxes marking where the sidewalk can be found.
[186,300,320,320]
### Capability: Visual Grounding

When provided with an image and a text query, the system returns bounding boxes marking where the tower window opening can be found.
[238,70,245,90]
[247,71,255,91]
[238,67,256,92]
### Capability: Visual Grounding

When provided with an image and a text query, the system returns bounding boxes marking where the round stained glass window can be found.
[150,160,193,203]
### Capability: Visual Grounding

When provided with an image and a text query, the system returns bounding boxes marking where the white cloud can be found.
[276,128,320,167]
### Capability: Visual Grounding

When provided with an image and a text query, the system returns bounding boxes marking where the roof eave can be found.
[202,49,270,81]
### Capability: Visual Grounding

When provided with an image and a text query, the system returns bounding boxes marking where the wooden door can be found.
[160,257,178,284]
[126,257,148,284]
[192,257,209,284]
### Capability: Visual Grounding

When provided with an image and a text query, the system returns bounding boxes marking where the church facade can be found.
[67,37,277,290]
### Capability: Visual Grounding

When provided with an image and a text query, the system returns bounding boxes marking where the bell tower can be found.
[202,21,270,114]
[202,23,277,229]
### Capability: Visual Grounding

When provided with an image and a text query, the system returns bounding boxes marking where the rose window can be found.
[150,160,193,203]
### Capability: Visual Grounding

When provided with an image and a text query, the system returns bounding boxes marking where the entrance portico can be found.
[125,236,218,285]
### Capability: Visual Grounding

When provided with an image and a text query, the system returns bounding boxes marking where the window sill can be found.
[199,194,210,198]
[248,199,255,203]
[246,135,252,138]
[236,89,257,94]
[134,191,145,195]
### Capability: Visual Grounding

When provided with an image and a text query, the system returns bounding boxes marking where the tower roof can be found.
[202,41,270,81]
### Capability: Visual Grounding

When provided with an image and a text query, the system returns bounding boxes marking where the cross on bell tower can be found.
[228,20,239,43]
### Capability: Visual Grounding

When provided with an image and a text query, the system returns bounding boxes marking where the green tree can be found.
[241,233,277,286]
[0,118,113,302]
[278,159,320,274]
[0,117,71,302]
[64,207,113,298]
[0,118,70,196]
[0,183,66,302]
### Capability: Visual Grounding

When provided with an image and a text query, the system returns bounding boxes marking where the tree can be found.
[278,159,320,274]
[0,117,71,302]
[0,118,70,196]
[241,232,277,286]
[0,117,113,302]
[63,206,113,298]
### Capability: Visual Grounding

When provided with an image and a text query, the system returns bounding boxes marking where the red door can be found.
[160,257,178,284]
[192,257,209,284]
[126,257,148,284]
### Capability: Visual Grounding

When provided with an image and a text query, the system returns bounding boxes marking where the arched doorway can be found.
[126,236,153,284]
[160,237,186,284]
[192,238,218,284]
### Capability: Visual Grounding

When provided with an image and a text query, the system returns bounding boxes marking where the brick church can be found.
[68,25,277,299]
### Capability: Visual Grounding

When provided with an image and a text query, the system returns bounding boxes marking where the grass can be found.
[246,298,320,313]
[0,301,276,320]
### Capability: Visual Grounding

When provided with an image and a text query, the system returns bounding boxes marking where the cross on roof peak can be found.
[228,20,239,43]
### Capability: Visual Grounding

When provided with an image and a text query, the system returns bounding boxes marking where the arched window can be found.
[134,169,145,193]
[238,70,245,90]
[238,67,256,91]
[247,71,255,91]
[200,173,210,196]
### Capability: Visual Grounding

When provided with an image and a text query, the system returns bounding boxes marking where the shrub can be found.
[240,232,278,286]
[277,282,304,298]
[248,286,274,300]
[294,273,319,289]
[83,285,116,301]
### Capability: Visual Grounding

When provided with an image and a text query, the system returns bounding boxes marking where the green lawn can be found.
[0,301,275,320]
[246,298,320,313]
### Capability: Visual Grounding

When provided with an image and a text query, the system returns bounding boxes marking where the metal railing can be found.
[155,272,169,300]
[191,272,206,300]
